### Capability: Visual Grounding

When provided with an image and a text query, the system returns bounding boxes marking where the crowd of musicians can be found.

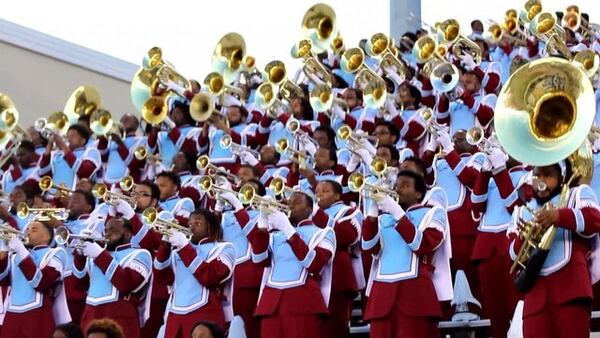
[2,2,600,338]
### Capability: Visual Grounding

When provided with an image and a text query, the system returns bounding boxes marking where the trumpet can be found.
[369,156,389,178]
[341,48,387,108]
[238,184,290,215]
[119,176,136,192]
[133,146,161,162]
[197,175,239,201]
[337,124,378,147]
[142,207,192,238]
[274,138,311,169]
[54,226,107,249]
[0,223,28,243]
[34,112,70,139]
[219,134,261,159]
[16,202,68,221]
[466,126,497,153]
[91,183,137,208]
[196,156,241,186]
[38,176,73,198]
[269,177,296,197]
[420,107,448,138]
[348,172,399,201]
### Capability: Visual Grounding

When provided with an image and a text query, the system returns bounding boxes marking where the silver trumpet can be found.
[0,223,28,244]
[91,183,137,209]
[196,155,241,186]
[219,134,261,159]
[54,226,107,249]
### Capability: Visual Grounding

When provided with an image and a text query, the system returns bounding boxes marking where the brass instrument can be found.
[238,184,290,215]
[573,49,600,79]
[264,60,305,101]
[92,183,137,208]
[365,33,408,84]
[120,176,136,192]
[466,126,497,153]
[274,138,311,168]
[241,55,257,76]
[89,109,114,136]
[291,39,333,86]
[430,62,460,98]
[340,48,387,108]
[529,12,570,59]
[330,31,345,55]
[369,156,389,178]
[0,93,20,132]
[347,172,398,201]
[211,32,246,84]
[197,175,239,201]
[494,57,595,166]
[436,19,482,64]
[254,82,289,116]
[16,202,68,221]
[0,223,28,244]
[562,5,581,31]
[411,35,449,77]
[196,155,241,185]
[220,134,261,158]
[54,226,107,249]
[64,86,101,125]
[309,83,347,116]
[203,72,246,102]
[420,107,448,138]
[34,112,70,139]
[337,124,378,147]
[269,177,296,197]
[142,207,192,238]
[190,92,229,125]
[519,0,543,25]
[286,117,319,149]
[300,3,337,54]
[133,146,161,163]
[39,176,73,198]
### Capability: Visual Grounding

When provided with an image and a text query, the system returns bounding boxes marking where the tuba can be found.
[300,3,337,54]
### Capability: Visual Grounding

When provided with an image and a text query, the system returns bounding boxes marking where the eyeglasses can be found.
[131,191,151,198]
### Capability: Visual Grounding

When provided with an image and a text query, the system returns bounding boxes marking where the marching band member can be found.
[315,179,362,338]
[0,221,70,337]
[361,170,452,338]
[251,191,336,338]
[1,141,40,194]
[73,216,153,338]
[508,163,600,338]
[0,185,35,231]
[155,171,195,225]
[154,209,236,336]
[38,125,101,192]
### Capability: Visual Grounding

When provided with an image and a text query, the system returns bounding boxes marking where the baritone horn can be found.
[291,39,333,85]
[54,226,107,249]
[203,72,246,101]
[573,49,600,78]
[142,207,192,238]
[238,184,290,215]
[264,60,305,100]
[211,32,246,84]
[89,109,114,136]
[0,93,20,132]
[190,93,229,126]
[340,47,387,108]
[309,83,347,115]
[435,19,482,64]
[365,33,408,85]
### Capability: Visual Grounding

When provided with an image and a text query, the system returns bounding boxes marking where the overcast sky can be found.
[2,0,598,81]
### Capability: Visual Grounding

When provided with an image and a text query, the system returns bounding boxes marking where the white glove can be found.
[460,53,477,71]
[306,72,325,86]
[360,136,377,156]
[215,175,233,191]
[425,136,439,152]
[347,153,361,172]
[0,240,8,253]
[384,66,404,85]
[115,199,135,220]
[357,149,374,166]
[436,129,454,153]
[219,191,243,211]
[331,104,346,120]
[82,241,104,259]
[214,198,226,212]
[481,157,493,172]
[298,136,317,157]
[168,231,189,250]
[385,96,400,118]
[488,147,508,170]
[221,94,241,107]
[8,237,28,259]
[377,195,406,221]
[268,211,295,239]
[366,198,379,218]
[239,151,260,166]
[257,212,269,230]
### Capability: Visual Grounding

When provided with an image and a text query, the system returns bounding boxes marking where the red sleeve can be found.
[557,206,600,236]
[130,215,163,251]
[38,153,52,170]
[94,250,147,293]
[344,113,358,129]
[474,104,494,128]
[312,208,329,229]
[18,257,61,291]
[493,169,523,213]
[362,216,381,255]
[395,217,444,255]
[76,160,97,178]
[234,209,251,229]
[250,230,270,267]
[444,150,479,189]
[461,91,475,109]
[177,244,232,288]
[287,233,333,273]
[472,171,491,214]
[155,242,172,263]
[64,151,77,167]
[147,129,158,148]
[334,217,359,249]
[117,143,130,161]
[391,115,405,132]
[73,251,87,272]
[0,256,7,285]
[167,128,182,144]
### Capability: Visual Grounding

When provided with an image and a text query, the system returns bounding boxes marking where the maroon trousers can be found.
[260,312,323,338]
[369,299,439,338]
[322,292,353,338]
[1,301,55,338]
[523,299,590,338]
[478,254,521,338]
[164,306,225,338]
[80,300,141,338]
[140,297,168,338]
[233,287,260,338]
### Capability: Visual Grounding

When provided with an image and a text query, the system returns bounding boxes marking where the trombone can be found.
[142,207,192,238]
[196,155,241,186]
[0,223,28,244]
[219,134,261,159]
[348,172,399,201]
[274,138,311,169]
[238,183,290,215]
[91,183,137,208]
[340,48,387,108]
[269,177,296,197]
[54,226,107,249]
[16,202,68,221]
[39,176,73,198]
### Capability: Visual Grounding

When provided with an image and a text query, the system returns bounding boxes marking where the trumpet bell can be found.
[219,134,233,149]
[562,10,581,31]
[133,146,148,161]
[142,207,157,224]
[573,50,600,78]
[91,183,108,199]
[198,175,214,193]
[466,126,485,146]
[212,32,246,84]
[301,3,337,54]
[274,138,289,154]
[0,94,19,132]
[365,33,391,57]
[430,62,460,93]
[196,155,210,171]
[347,172,365,192]
[47,112,70,136]
[495,57,595,166]
[264,61,287,86]
[238,184,255,205]
[412,36,437,64]
[309,83,334,112]
[340,48,365,74]
[39,176,53,192]
[16,202,29,219]
[120,176,135,192]
[64,86,101,124]
[529,12,557,37]
[141,95,168,125]
[89,109,114,136]
[190,93,218,123]
[204,72,226,96]
[370,157,388,177]
[269,177,286,196]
